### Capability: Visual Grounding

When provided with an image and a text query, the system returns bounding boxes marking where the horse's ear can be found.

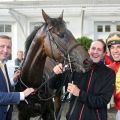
[42,9,50,23]
[59,10,64,20]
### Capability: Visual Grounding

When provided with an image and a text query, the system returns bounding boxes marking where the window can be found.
[117,25,120,31]
[97,25,103,32]
[105,25,110,32]
[0,24,11,32]
[5,25,11,32]
[0,24,4,32]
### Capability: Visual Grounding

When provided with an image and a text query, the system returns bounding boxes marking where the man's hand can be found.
[13,69,21,82]
[23,88,35,97]
[53,63,63,74]
[67,83,80,96]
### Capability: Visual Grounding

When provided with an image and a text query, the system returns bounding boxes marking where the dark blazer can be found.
[0,67,20,120]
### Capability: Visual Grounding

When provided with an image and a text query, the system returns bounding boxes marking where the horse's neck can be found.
[22,45,47,87]
[22,56,46,87]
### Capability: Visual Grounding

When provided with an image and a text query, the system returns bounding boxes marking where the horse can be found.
[15,9,92,120]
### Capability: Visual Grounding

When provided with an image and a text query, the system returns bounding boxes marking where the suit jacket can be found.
[0,67,20,120]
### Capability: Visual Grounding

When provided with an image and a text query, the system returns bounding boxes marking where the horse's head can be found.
[42,9,92,72]
[21,10,92,87]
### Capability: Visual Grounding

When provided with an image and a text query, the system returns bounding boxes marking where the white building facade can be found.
[0,0,120,60]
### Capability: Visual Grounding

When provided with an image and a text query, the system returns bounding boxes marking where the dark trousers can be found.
[6,107,13,120]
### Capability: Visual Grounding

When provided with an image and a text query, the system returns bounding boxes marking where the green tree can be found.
[77,36,93,51]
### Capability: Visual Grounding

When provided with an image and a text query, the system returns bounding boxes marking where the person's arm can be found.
[9,70,20,86]
[49,63,66,89]
[0,88,34,105]
[6,61,20,86]
[49,73,63,89]
[12,70,21,84]
[0,92,20,105]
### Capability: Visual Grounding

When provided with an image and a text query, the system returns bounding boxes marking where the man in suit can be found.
[0,35,34,120]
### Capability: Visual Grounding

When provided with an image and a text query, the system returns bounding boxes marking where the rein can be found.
[18,26,81,103]
[32,27,81,101]
[18,52,74,102]
[37,54,73,101]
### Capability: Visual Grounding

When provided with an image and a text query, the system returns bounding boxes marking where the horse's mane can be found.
[24,24,44,56]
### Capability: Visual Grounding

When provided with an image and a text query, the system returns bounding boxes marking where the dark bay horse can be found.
[15,9,92,120]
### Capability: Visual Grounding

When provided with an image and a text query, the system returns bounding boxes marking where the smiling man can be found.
[49,39,115,120]
[88,40,106,63]
[0,35,34,120]
[106,32,120,120]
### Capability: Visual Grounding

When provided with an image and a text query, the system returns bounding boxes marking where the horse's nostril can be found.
[83,59,90,65]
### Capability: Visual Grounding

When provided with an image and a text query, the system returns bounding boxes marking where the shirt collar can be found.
[0,60,7,64]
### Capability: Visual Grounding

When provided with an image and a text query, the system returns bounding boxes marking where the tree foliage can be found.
[77,36,93,51]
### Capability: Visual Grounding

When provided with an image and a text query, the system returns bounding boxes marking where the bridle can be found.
[47,26,80,64]
[16,25,88,120]
[36,30,80,100]
[18,25,81,102]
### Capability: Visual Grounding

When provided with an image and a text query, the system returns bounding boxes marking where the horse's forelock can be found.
[49,17,66,28]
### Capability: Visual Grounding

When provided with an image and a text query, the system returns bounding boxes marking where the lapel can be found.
[0,68,9,91]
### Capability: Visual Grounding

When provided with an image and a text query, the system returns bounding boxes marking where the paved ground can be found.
[12,105,116,120]
[108,108,116,120]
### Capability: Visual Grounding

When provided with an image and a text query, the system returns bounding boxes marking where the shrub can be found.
[76,36,93,51]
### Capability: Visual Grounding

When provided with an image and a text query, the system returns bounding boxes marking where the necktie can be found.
[0,63,10,92]
[0,63,10,110]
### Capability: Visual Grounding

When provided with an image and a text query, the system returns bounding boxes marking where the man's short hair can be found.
[0,35,11,40]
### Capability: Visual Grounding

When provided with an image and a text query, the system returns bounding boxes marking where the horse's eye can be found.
[48,26,53,31]
[58,33,65,38]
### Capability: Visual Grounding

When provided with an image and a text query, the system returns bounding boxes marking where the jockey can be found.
[106,31,120,120]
